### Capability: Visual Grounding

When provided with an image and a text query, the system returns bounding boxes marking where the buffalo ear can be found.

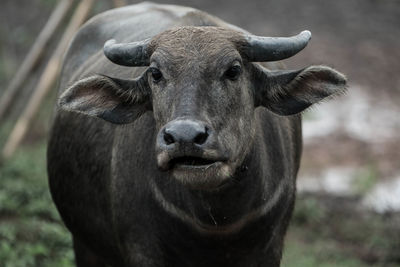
[59,73,151,124]
[253,65,347,115]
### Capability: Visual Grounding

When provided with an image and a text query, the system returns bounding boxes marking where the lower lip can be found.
[173,161,221,170]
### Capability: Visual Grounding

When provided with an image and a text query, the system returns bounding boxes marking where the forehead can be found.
[149,27,244,65]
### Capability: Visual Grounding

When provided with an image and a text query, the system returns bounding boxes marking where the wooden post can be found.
[2,0,95,159]
[0,0,75,123]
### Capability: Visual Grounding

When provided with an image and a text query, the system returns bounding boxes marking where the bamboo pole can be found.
[2,0,95,159]
[0,0,75,123]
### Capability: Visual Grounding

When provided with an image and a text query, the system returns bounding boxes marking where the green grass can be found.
[282,228,365,267]
[0,143,74,267]
[284,195,400,267]
[351,165,378,195]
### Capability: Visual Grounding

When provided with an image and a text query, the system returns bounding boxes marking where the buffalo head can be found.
[59,26,346,190]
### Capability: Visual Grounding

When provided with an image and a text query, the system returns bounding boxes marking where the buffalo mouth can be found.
[157,151,232,189]
[169,156,219,169]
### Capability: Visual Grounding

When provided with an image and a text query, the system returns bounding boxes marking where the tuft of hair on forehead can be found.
[148,26,247,55]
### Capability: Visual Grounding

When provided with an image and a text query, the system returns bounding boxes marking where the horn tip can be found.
[300,30,312,40]
[104,39,117,49]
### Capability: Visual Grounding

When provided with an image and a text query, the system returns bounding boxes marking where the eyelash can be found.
[224,65,242,80]
[149,67,163,83]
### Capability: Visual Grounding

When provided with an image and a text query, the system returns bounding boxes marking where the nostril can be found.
[194,128,209,145]
[163,131,175,145]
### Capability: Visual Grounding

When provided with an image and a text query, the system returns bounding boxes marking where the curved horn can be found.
[243,30,312,62]
[103,38,151,66]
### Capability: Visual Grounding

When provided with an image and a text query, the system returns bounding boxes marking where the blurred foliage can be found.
[352,165,378,195]
[287,194,400,266]
[39,0,58,8]
[0,144,74,267]
[282,228,365,267]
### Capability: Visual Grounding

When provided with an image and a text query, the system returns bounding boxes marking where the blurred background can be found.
[0,0,399,266]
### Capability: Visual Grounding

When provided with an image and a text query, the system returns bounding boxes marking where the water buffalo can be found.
[47,2,346,266]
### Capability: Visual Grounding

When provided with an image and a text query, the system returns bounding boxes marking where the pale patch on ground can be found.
[297,167,357,196]
[303,85,400,144]
[299,85,400,213]
[362,175,400,213]
[298,168,400,213]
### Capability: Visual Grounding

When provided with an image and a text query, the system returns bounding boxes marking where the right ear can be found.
[58,73,151,124]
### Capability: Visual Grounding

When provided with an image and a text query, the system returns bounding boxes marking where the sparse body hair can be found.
[48,2,346,267]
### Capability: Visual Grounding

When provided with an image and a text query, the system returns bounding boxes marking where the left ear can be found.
[252,64,347,115]
[58,72,151,124]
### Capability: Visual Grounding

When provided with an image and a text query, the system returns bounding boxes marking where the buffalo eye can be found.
[224,64,242,81]
[149,67,163,83]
